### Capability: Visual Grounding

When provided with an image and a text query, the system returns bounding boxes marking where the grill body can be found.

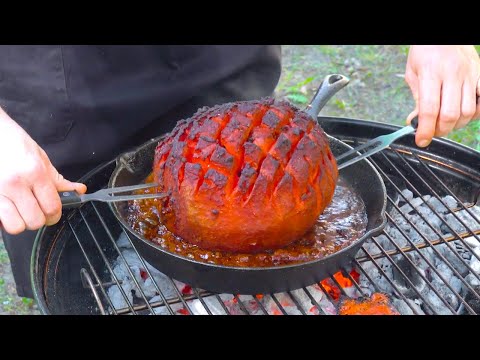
[31,117,480,315]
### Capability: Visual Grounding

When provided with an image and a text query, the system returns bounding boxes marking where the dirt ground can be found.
[0,45,474,315]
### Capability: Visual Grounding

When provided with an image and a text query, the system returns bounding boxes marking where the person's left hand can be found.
[405,45,480,148]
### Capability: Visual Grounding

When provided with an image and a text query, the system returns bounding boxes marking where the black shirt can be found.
[0,45,281,177]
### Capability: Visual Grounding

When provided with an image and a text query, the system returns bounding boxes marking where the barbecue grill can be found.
[31,116,480,315]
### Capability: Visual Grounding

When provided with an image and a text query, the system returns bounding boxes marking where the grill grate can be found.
[35,124,480,315]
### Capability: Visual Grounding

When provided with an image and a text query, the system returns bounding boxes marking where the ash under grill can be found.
[32,118,480,315]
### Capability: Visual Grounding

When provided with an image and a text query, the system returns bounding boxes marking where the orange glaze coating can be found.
[127,176,367,267]
[152,99,338,253]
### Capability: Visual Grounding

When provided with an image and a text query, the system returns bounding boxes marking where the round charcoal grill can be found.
[31,117,480,315]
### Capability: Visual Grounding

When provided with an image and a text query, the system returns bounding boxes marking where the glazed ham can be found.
[153,99,338,253]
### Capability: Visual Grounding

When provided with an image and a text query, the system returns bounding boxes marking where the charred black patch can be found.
[210,146,235,170]
[262,110,281,128]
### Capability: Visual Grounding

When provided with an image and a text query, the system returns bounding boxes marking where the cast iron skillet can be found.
[108,74,387,294]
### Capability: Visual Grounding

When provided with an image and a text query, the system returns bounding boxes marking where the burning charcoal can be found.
[431,262,463,295]
[219,294,248,315]
[391,255,427,298]
[362,241,381,256]
[120,249,146,269]
[148,295,162,304]
[435,243,470,277]
[392,298,425,315]
[140,277,160,298]
[427,196,449,213]
[469,247,480,274]
[304,284,337,314]
[441,206,480,235]
[400,189,414,202]
[339,293,400,315]
[373,235,390,251]
[151,302,186,315]
[417,205,443,230]
[270,293,303,315]
[185,297,226,315]
[421,262,463,314]
[116,232,131,248]
[466,273,480,287]
[411,217,438,240]
[423,290,456,315]
[359,260,394,294]
[443,195,459,210]
[464,236,480,249]
[386,226,409,249]
[399,196,424,215]
[107,282,134,310]
[111,248,178,302]
[152,306,172,315]
[464,285,480,314]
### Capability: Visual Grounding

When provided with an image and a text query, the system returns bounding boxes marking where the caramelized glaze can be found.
[126,173,367,267]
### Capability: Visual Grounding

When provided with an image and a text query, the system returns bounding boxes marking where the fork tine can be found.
[103,183,159,194]
[335,140,382,161]
[337,143,389,170]
[103,193,169,202]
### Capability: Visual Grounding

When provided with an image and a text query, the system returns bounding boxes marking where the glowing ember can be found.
[139,269,148,280]
[177,308,189,315]
[320,270,357,301]
[339,293,400,315]
[181,285,192,295]
[350,269,360,283]
[272,308,282,315]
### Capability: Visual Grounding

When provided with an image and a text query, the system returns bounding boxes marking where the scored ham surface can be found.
[153,98,338,253]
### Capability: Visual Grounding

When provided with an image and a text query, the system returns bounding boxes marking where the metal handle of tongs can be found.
[336,116,419,170]
[60,183,168,209]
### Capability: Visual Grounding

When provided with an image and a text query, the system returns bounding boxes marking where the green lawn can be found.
[276,45,480,151]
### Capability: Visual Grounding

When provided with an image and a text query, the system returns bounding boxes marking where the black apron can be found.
[0,45,281,298]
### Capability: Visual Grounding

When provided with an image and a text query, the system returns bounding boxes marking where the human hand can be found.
[405,45,480,147]
[0,108,87,234]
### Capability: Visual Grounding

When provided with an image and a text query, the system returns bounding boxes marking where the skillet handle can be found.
[305,74,350,119]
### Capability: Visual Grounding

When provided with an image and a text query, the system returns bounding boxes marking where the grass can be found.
[276,45,480,151]
[0,237,39,314]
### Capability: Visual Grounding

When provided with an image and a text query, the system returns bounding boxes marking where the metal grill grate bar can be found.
[366,153,480,301]
[380,214,472,314]
[390,150,480,262]
[68,221,119,314]
[375,151,480,278]
[62,134,480,315]
[92,202,195,315]
[302,287,328,315]
[79,209,158,315]
[270,295,288,315]
[355,250,425,314]
[356,229,480,263]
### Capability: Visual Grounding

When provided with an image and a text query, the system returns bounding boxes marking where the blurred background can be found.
[1,45,479,314]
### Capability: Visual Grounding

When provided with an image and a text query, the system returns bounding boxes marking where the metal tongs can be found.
[60,183,168,209]
[336,116,419,170]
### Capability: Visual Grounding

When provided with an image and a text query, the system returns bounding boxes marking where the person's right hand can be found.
[0,108,87,235]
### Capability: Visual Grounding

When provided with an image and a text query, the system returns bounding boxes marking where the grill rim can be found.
[30,116,480,315]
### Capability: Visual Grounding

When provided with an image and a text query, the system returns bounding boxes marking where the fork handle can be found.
[60,191,83,209]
